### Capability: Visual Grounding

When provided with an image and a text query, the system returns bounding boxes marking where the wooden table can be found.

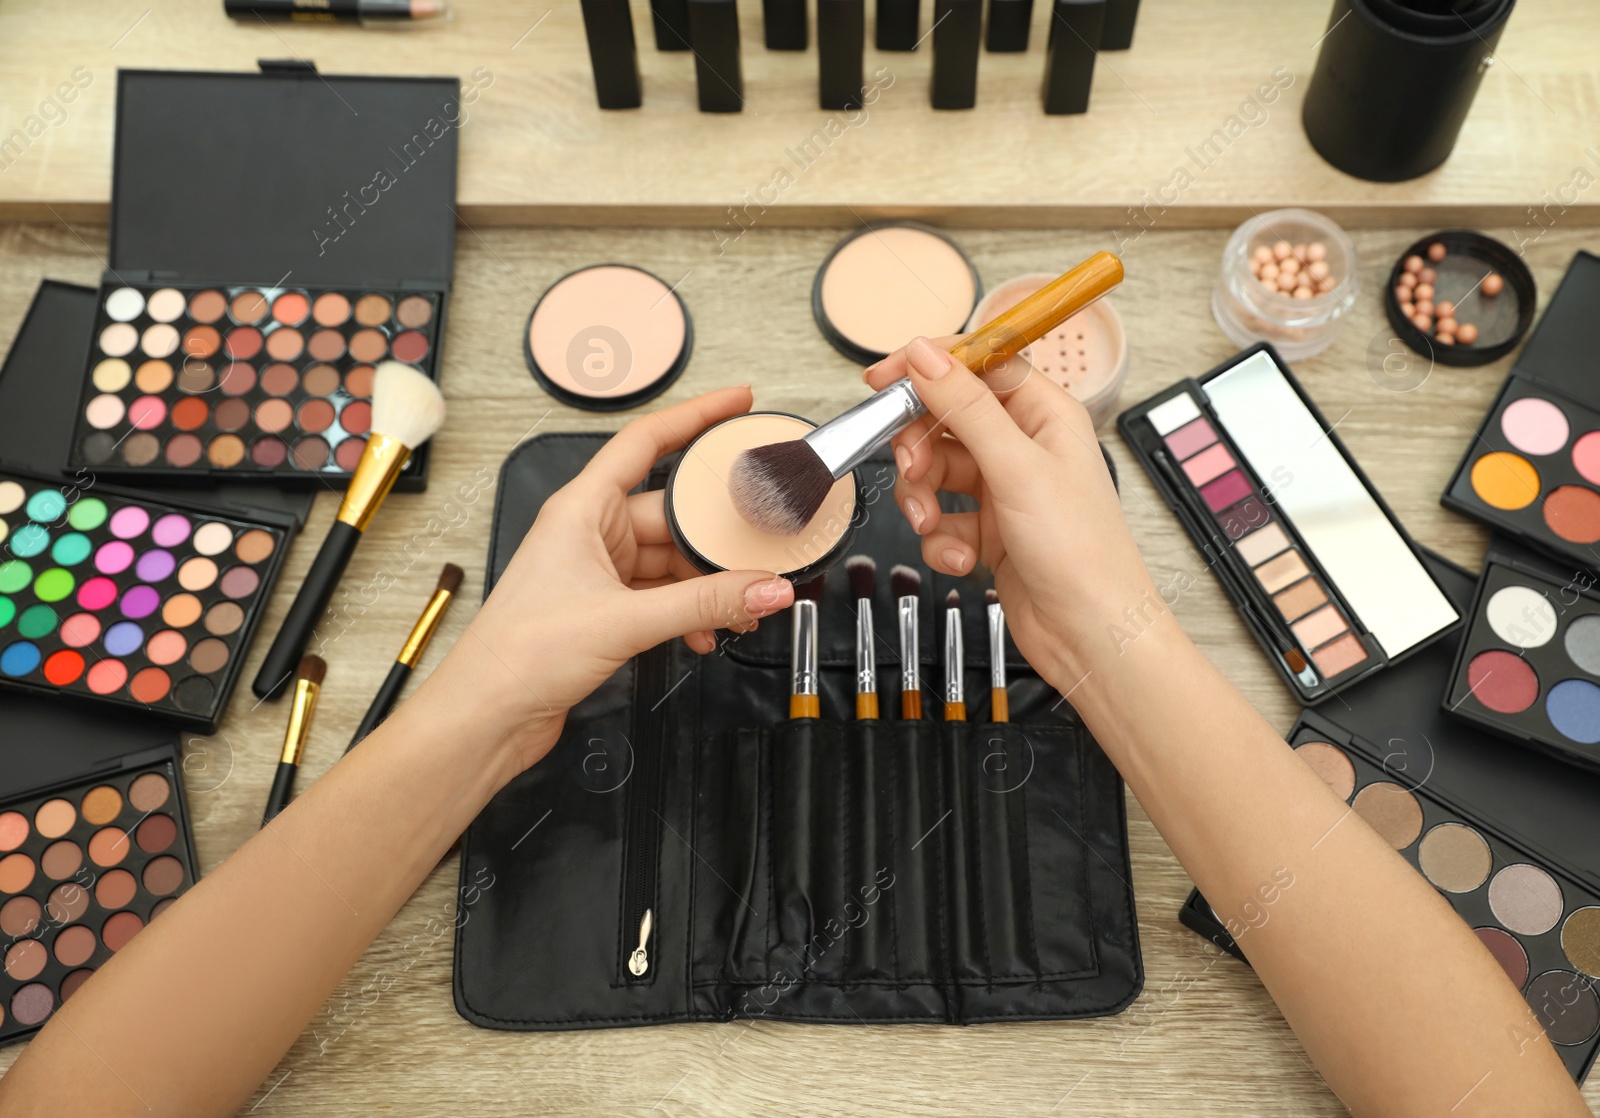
[2,216,1598,1114]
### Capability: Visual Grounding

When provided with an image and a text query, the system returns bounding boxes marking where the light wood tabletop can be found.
[1,213,1598,1114]
[1,0,1598,226]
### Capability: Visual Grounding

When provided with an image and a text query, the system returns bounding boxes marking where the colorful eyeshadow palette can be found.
[68,283,439,483]
[0,746,196,1048]
[1185,713,1600,1081]
[1118,344,1460,703]
[1445,551,1600,774]
[1444,252,1600,570]
[0,469,286,731]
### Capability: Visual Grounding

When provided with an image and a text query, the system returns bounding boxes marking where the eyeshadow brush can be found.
[262,655,325,826]
[790,574,826,718]
[846,555,878,719]
[986,588,1009,722]
[345,563,464,753]
[252,361,447,700]
[944,588,966,722]
[1151,448,1321,691]
[892,564,922,719]
[728,251,1123,536]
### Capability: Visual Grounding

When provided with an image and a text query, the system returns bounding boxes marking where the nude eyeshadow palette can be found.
[76,67,462,490]
[0,746,196,1047]
[1118,343,1460,704]
[1444,252,1600,571]
[0,468,288,731]
[70,283,439,479]
[1445,548,1600,774]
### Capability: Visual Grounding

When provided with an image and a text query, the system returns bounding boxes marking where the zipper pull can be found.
[628,908,653,976]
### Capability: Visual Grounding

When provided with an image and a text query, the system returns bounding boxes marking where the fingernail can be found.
[907,337,953,381]
[862,360,881,382]
[942,548,968,573]
[745,578,792,618]
[894,446,912,477]
[903,497,926,533]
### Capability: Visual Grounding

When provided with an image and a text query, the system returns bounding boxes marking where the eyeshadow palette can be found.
[1444,252,1600,570]
[0,746,196,1047]
[0,468,287,731]
[1118,344,1459,703]
[70,283,438,480]
[1445,550,1600,774]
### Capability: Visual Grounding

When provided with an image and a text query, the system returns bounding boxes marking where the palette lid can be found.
[0,693,178,802]
[1513,250,1600,399]
[110,65,459,290]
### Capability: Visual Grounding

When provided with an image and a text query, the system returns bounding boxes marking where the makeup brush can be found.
[892,564,922,719]
[729,251,1123,535]
[986,588,1009,722]
[261,655,325,827]
[790,574,826,718]
[252,362,447,700]
[344,563,464,753]
[944,588,966,722]
[846,555,878,720]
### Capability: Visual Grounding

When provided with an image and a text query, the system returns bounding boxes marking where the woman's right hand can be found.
[864,336,1163,689]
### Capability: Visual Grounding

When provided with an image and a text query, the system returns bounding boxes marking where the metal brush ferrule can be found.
[803,378,926,478]
[944,607,964,705]
[791,600,819,697]
[898,596,919,693]
[855,600,877,695]
[987,602,1007,690]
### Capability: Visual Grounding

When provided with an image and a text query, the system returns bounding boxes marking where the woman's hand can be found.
[865,336,1157,689]
[417,386,795,777]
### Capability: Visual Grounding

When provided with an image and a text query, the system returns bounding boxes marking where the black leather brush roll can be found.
[453,433,1142,1028]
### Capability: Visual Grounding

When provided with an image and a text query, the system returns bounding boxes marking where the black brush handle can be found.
[261,761,299,827]
[345,661,411,754]
[252,521,363,700]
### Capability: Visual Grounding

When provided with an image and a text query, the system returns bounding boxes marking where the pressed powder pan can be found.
[525,264,693,412]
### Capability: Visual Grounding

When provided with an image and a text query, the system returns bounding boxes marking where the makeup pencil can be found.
[345,563,464,753]
[846,555,878,719]
[986,0,1033,51]
[931,0,982,109]
[876,0,919,49]
[262,656,324,827]
[986,588,1009,721]
[223,0,449,23]
[579,0,644,109]
[764,0,807,48]
[688,0,744,113]
[1042,0,1104,115]
[944,589,966,722]
[790,575,826,718]
[892,565,922,718]
[252,362,446,700]
[818,0,865,110]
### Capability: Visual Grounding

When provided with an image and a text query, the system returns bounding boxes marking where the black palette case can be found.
[452,434,1142,1028]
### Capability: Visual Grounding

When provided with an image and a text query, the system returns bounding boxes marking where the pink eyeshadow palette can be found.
[1119,344,1459,704]
[0,748,195,1048]
[0,469,286,731]
[68,284,438,484]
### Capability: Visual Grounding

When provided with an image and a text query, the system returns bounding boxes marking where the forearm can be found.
[0,651,520,1118]
[1067,612,1584,1115]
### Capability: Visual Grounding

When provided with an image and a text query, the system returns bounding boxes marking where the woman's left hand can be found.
[416,386,794,776]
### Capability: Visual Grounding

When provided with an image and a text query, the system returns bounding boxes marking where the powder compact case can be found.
[1119,343,1460,703]
[65,65,460,490]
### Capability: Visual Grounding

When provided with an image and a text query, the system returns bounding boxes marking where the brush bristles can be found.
[985,589,999,608]
[437,563,465,595]
[891,564,921,601]
[845,555,876,602]
[297,654,327,686]
[946,589,961,610]
[372,361,447,450]
[729,440,834,536]
[795,573,827,603]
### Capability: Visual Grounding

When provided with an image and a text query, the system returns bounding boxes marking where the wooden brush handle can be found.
[947,251,1123,375]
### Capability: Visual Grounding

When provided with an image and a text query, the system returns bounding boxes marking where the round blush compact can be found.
[1383,231,1535,368]
[968,273,1128,428]
[812,223,981,364]
[526,264,693,411]
[665,412,861,583]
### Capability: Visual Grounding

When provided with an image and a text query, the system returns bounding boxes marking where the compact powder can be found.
[814,224,980,362]
[667,413,858,579]
[526,265,692,410]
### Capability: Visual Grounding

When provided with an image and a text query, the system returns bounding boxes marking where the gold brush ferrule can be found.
[279,679,321,766]
[336,432,412,532]
[398,588,453,668]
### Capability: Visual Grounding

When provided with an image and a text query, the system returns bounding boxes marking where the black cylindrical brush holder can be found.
[1301,0,1515,183]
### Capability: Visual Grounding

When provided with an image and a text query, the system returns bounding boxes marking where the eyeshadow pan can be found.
[1543,485,1600,544]
[104,287,144,322]
[1163,417,1217,460]
[261,363,299,397]
[355,293,393,325]
[99,323,137,358]
[1475,927,1530,988]
[1526,971,1600,1046]
[1417,823,1492,892]
[0,896,40,937]
[1236,523,1290,567]
[1351,781,1423,849]
[92,358,132,393]
[348,329,387,363]
[176,360,214,395]
[265,327,304,361]
[1294,604,1348,654]
[1563,908,1600,979]
[1572,431,1600,485]
[396,295,432,327]
[142,856,184,895]
[1182,443,1235,487]
[1310,632,1368,677]
[1485,584,1557,648]
[1199,471,1253,514]
[34,799,75,838]
[88,827,128,867]
[1546,679,1600,743]
[54,924,96,967]
[273,291,309,325]
[1500,396,1570,456]
[313,291,351,325]
[217,363,255,396]
[45,881,87,923]
[1254,550,1310,594]
[40,839,82,880]
[204,602,243,636]
[0,853,36,892]
[1565,615,1600,676]
[1470,452,1540,511]
[302,363,340,397]
[4,939,45,981]
[0,813,26,851]
[1274,578,1329,624]
[141,325,179,361]
[182,558,218,596]
[129,773,169,812]
[146,287,186,322]
[102,910,144,951]
[1293,741,1355,800]
[231,290,268,323]
[1489,864,1564,935]
[1466,650,1539,714]
[11,983,52,1026]
[1221,497,1270,543]
[95,868,135,910]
